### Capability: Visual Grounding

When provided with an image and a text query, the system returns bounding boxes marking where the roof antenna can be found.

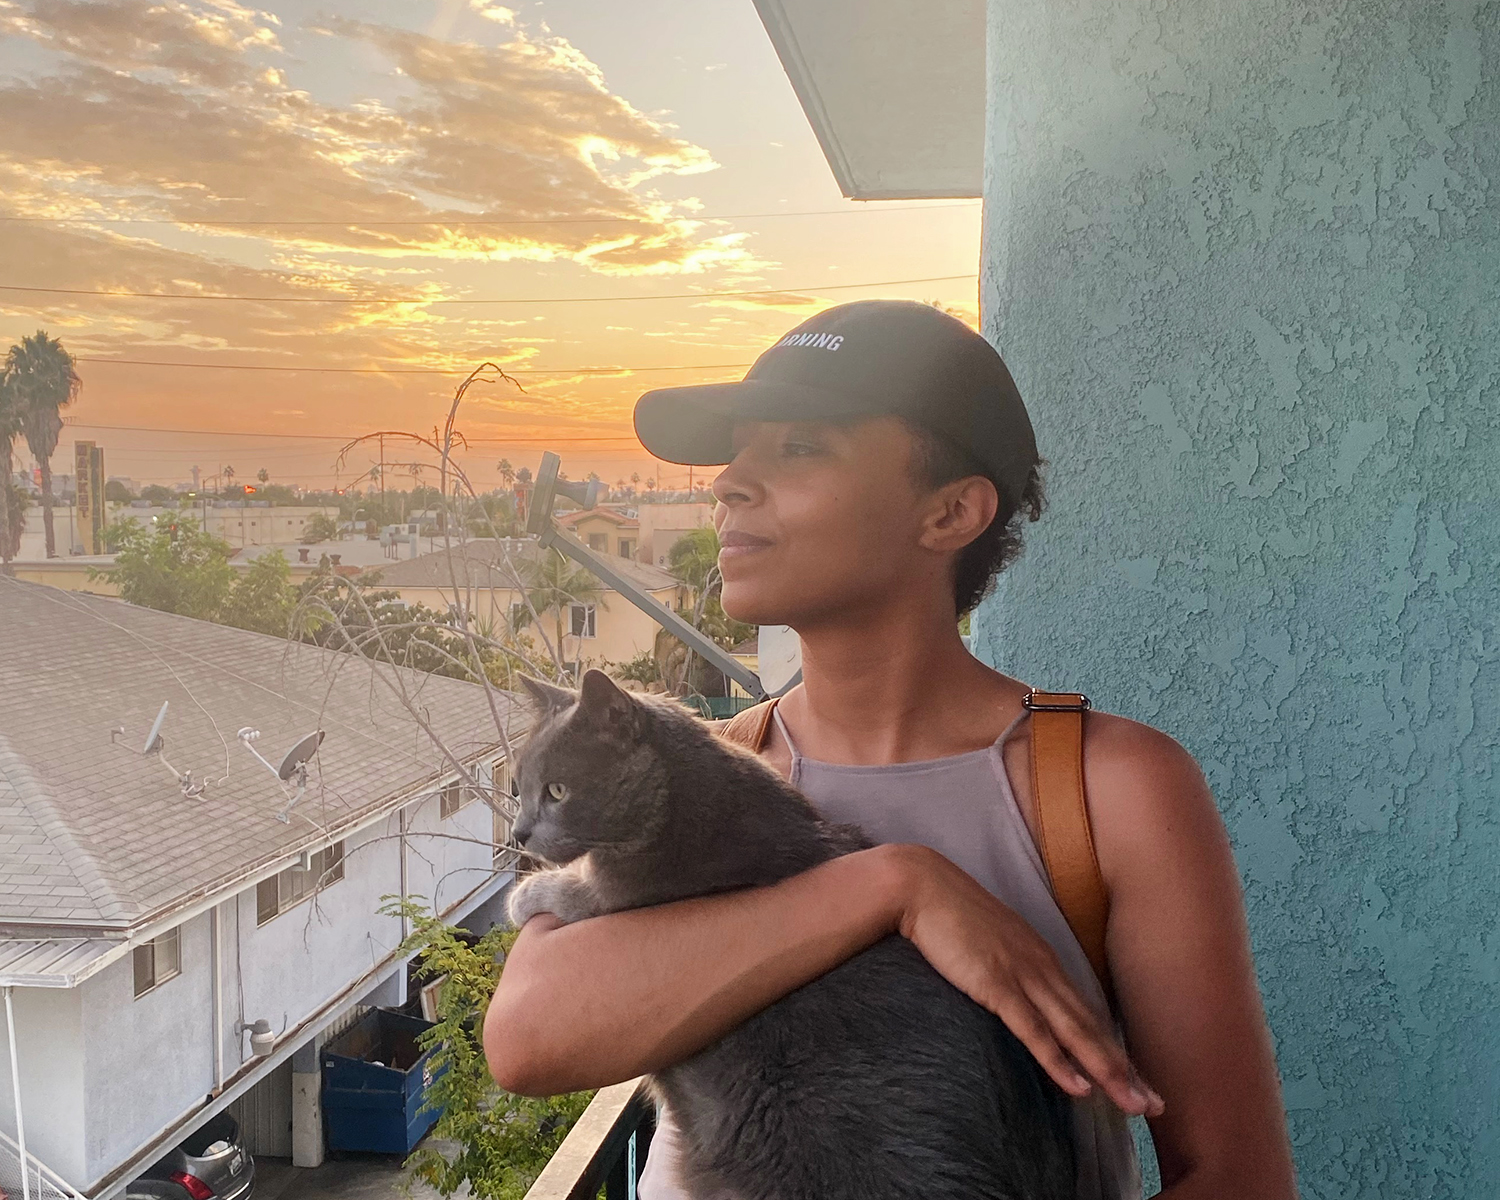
[237,727,326,823]
[111,701,208,800]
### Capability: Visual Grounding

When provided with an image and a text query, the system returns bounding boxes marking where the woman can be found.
[485,301,1298,1198]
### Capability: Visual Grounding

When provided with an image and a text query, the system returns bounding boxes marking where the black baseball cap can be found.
[633,299,1039,512]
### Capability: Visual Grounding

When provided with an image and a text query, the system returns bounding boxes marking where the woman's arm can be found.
[1088,719,1299,1199]
[484,841,1161,1117]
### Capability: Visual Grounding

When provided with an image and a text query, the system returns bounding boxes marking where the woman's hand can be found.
[888,842,1166,1118]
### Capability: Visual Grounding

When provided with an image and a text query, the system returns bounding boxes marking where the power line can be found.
[63,419,641,443]
[0,203,979,227]
[0,274,975,306]
[73,356,754,376]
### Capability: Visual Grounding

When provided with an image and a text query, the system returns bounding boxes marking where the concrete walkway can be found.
[253,1143,468,1200]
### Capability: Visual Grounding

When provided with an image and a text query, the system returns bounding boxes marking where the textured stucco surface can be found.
[975,1,1498,1195]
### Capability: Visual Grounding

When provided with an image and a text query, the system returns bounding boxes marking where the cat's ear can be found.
[519,675,576,714]
[578,668,637,737]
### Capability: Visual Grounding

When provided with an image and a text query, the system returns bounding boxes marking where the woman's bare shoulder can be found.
[1079,709,1231,890]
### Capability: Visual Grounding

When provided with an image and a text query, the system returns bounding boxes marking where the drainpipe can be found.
[398,808,409,941]
[4,986,30,1200]
[211,906,224,1092]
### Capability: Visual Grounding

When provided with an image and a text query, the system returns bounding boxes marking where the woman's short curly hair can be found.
[902,418,1048,617]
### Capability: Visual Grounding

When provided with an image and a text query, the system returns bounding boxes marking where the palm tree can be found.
[0,384,21,563]
[256,467,269,485]
[630,472,641,489]
[520,549,604,675]
[0,481,25,562]
[497,458,515,488]
[2,331,81,558]
[222,464,236,493]
[668,526,720,591]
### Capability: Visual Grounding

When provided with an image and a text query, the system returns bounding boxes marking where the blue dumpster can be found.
[322,1008,445,1153]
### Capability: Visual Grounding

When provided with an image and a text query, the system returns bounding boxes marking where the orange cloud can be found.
[0,1,762,274]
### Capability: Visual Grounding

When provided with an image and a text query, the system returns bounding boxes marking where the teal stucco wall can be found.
[973,1,1498,1195]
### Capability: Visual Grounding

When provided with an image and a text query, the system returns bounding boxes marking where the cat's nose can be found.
[513,818,533,846]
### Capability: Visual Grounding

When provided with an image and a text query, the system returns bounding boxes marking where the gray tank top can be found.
[637,706,1144,1200]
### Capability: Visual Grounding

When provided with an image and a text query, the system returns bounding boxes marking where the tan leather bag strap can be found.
[1024,689,1114,1006]
[717,698,779,752]
[715,690,1114,1003]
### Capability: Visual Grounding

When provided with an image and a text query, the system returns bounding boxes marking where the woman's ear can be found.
[917,475,1000,554]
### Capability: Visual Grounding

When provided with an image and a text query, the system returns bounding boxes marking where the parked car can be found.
[126,1113,254,1200]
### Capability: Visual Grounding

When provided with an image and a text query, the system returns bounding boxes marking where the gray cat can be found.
[506,669,1075,1200]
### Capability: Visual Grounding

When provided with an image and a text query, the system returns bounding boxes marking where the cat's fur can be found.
[507,670,1075,1200]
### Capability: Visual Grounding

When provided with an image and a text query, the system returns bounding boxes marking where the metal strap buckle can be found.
[1022,689,1092,712]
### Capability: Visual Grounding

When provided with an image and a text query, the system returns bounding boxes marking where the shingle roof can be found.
[368,538,679,593]
[557,508,638,529]
[0,579,525,933]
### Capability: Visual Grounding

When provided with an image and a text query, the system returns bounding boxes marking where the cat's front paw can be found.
[508,868,597,927]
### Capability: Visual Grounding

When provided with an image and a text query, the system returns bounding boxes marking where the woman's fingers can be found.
[895,848,1166,1117]
[1027,980,1164,1116]
[987,990,1094,1097]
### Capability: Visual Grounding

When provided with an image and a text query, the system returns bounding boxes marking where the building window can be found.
[587,533,607,551]
[256,842,346,925]
[492,759,517,861]
[568,603,596,638]
[618,538,634,559]
[133,926,182,998]
[440,779,473,819]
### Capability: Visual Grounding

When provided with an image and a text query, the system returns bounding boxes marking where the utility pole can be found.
[379,433,386,521]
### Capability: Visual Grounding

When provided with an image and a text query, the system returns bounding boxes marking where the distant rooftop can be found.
[557,508,639,530]
[232,540,396,570]
[370,538,679,593]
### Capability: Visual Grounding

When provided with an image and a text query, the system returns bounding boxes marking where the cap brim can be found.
[633,379,874,466]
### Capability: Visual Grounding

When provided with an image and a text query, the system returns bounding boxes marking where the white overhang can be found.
[751,0,984,199]
[0,936,126,988]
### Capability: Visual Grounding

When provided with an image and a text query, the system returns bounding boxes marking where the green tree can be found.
[667,526,719,592]
[382,899,593,1200]
[519,550,603,668]
[497,458,515,488]
[221,551,297,637]
[0,382,21,563]
[99,513,236,621]
[663,527,752,695]
[299,571,483,682]
[1,331,81,559]
[605,648,661,688]
[1,479,27,562]
[141,484,178,504]
[105,479,135,503]
[256,467,270,485]
[300,512,339,543]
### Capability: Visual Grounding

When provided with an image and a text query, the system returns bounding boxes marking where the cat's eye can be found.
[546,782,568,801]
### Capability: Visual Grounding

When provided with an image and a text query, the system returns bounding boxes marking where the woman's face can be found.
[710,416,943,628]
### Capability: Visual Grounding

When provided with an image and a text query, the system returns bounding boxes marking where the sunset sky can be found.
[0,0,979,493]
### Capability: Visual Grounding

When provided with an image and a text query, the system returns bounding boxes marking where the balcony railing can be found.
[522,1077,656,1200]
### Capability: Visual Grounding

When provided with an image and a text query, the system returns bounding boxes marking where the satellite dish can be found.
[143,702,169,756]
[756,625,802,695]
[277,731,325,781]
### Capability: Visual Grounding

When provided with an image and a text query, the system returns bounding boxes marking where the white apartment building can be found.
[0,580,527,1196]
